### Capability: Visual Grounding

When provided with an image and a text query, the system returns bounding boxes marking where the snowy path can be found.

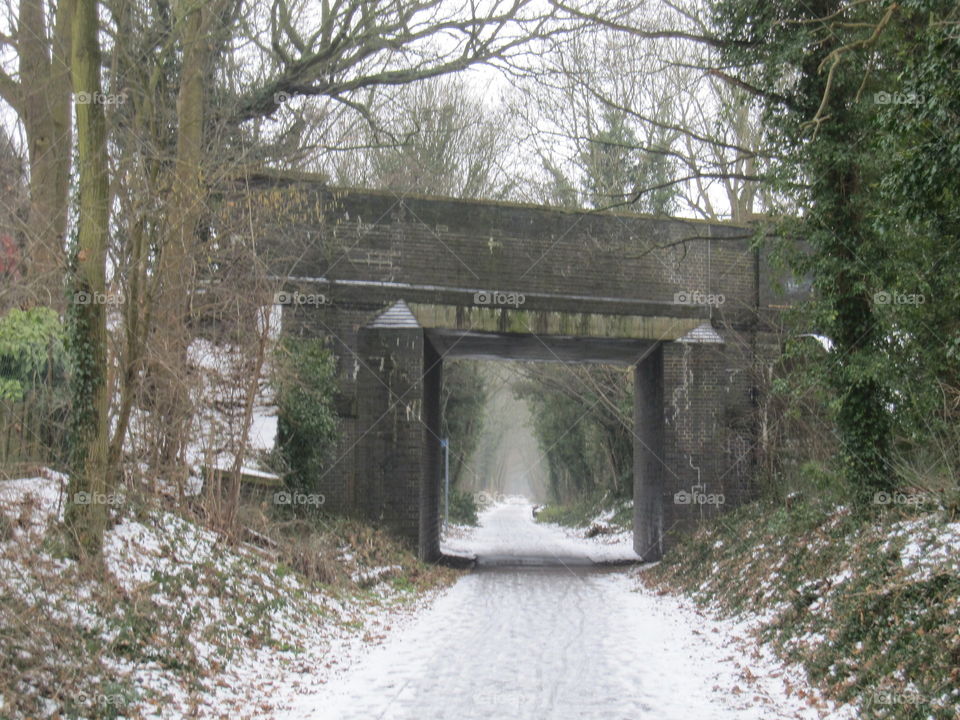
[279,503,835,720]
[442,499,640,566]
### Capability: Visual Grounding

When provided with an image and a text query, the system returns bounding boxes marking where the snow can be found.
[119,326,279,498]
[248,407,278,451]
[0,474,444,720]
[121,337,281,492]
[1,478,873,719]
[97,512,439,717]
[881,515,960,581]
[103,513,221,592]
[0,471,67,530]
[203,462,282,482]
[797,333,834,352]
[441,496,639,565]
[279,502,847,719]
[350,564,402,586]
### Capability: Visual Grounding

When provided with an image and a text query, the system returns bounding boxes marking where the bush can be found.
[446,488,479,526]
[0,307,70,467]
[533,491,631,531]
[271,338,339,507]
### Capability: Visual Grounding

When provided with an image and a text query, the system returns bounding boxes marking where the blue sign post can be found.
[440,438,450,528]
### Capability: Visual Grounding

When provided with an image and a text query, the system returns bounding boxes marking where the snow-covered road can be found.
[280,502,836,720]
[443,499,640,567]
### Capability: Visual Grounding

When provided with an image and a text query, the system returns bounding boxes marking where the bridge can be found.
[241,174,790,561]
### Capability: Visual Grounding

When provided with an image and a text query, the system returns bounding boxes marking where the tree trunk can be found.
[151,1,212,492]
[64,0,111,556]
[18,0,73,297]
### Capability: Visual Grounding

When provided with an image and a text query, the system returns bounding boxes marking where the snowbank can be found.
[0,474,451,719]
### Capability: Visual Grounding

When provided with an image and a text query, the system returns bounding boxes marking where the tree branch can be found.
[0,69,19,113]
[547,0,734,49]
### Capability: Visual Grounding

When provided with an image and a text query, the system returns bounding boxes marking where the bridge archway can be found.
[356,301,739,562]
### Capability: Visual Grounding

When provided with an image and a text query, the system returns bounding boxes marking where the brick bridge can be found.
[244,174,789,561]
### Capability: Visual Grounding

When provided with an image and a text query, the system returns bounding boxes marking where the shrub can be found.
[0,307,70,467]
[447,488,479,526]
[271,338,339,507]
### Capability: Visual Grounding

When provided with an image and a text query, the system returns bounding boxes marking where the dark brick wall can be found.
[662,341,712,543]
[633,347,665,560]
[420,341,443,561]
[356,324,425,544]
[657,335,759,550]
[247,181,760,324]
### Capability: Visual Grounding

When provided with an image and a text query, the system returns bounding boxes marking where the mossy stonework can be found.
[245,177,795,561]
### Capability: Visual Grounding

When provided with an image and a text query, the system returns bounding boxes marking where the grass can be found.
[534,491,633,531]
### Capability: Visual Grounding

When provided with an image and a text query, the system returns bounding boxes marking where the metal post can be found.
[441,438,450,528]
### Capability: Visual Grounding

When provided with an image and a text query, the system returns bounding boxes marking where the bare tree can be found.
[513,0,767,221]
[0,0,73,297]
[231,0,566,122]
[319,76,520,200]
[0,127,28,300]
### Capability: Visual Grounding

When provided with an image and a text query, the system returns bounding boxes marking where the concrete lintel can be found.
[425,328,655,364]
[274,276,712,321]
[411,303,705,341]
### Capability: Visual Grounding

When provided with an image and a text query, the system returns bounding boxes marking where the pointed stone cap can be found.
[677,322,724,344]
[368,300,421,328]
